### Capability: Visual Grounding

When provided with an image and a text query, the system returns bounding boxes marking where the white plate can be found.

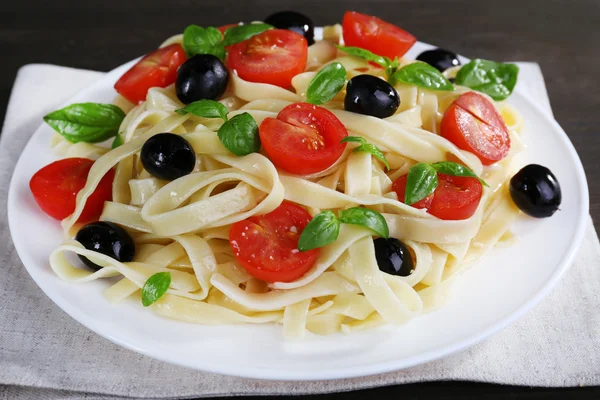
[7,34,589,380]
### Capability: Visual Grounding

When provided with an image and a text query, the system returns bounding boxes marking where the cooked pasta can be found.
[44,19,524,338]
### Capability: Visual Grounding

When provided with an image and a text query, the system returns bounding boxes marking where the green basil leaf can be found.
[356,143,390,170]
[182,25,226,60]
[455,59,519,101]
[405,163,438,205]
[338,207,389,238]
[217,112,261,156]
[111,134,123,149]
[335,45,388,68]
[141,272,171,307]
[385,57,401,84]
[340,136,367,145]
[176,99,228,121]
[392,62,454,91]
[306,62,347,105]
[298,210,341,251]
[44,103,125,143]
[223,23,273,46]
[431,161,489,187]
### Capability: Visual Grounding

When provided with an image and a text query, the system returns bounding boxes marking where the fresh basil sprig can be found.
[142,272,171,307]
[391,62,454,91]
[182,25,226,60]
[431,161,490,187]
[182,22,273,60]
[217,113,261,156]
[298,210,341,251]
[404,161,488,205]
[338,207,389,239]
[405,163,438,205]
[341,136,390,170]
[44,103,125,144]
[335,46,400,86]
[175,100,260,156]
[336,45,388,68]
[336,45,455,91]
[298,208,389,251]
[306,62,347,105]
[223,23,273,46]
[176,99,228,121]
[455,59,519,101]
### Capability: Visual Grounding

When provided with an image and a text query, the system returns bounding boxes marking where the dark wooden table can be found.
[1,0,598,398]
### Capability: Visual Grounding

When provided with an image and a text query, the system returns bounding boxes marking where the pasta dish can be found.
[28,11,562,338]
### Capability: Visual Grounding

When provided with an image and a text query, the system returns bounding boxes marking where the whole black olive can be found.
[345,75,400,119]
[416,48,461,72]
[75,222,135,271]
[264,11,315,45]
[141,133,196,181]
[373,238,414,277]
[176,54,229,104]
[509,164,561,218]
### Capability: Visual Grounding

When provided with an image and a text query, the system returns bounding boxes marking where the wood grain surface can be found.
[1,0,598,398]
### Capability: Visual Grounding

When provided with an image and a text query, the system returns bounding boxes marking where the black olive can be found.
[75,222,135,271]
[345,75,400,119]
[141,133,196,181]
[176,54,229,104]
[509,164,561,218]
[373,238,414,277]
[264,11,314,45]
[416,48,461,72]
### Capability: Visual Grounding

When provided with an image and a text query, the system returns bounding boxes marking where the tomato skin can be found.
[342,11,416,59]
[29,158,115,222]
[392,175,434,210]
[259,102,348,175]
[392,173,482,220]
[229,201,319,283]
[441,91,511,165]
[114,44,187,104]
[226,29,308,88]
[428,174,483,220]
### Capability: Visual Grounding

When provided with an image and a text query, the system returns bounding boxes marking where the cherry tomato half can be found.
[229,201,319,283]
[259,102,348,175]
[226,29,308,88]
[29,158,115,222]
[392,173,482,220]
[342,11,416,60]
[441,91,511,165]
[392,174,434,210]
[114,44,187,104]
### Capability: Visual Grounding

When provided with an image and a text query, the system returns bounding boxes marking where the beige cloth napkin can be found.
[0,63,598,400]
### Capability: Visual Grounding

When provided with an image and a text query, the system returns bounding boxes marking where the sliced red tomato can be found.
[392,173,482,220]
[226,29,308,88]
[259,102,348,175]
[392,175,434,210]
[342,11,416,59]
[428,174,483,220]
[229,201,319,283]
[441,91,511,165]
[114,44,187,104]
[29,158,115,222]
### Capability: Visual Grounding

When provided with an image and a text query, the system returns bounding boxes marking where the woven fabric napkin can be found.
[0,63,598,400]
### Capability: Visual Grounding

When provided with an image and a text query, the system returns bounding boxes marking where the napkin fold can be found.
[1,63,599,399]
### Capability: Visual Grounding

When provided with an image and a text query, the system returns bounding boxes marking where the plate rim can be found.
[7,40,590,380]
